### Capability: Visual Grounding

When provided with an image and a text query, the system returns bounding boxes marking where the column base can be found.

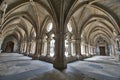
[32,55,39,60]
[28,54,34,57]
[24,53,28,56]
[77,55,84,60]
[53,59,67,70]
[53,64,67,70]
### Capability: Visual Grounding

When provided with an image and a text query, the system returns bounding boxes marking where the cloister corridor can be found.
[0,53,120,80]
[0,0,120,80]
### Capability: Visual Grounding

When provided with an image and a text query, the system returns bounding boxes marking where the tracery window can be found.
[47,22,53,32]
[42,22,55,57]
[64,22,75,57]
[65,40,69,57]
[42,36,47,56]
[67,23,72,32]
[50,34,55,57]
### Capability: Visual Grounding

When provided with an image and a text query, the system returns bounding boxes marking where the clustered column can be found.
[75,39,81,59]
[46,37,51,56]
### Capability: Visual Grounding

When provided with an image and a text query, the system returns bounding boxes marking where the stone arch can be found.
[1,35,18,53]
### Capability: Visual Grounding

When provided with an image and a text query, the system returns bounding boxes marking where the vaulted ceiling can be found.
[0,0,120,44]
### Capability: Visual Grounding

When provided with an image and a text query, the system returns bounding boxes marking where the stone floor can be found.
[0,53,120,80]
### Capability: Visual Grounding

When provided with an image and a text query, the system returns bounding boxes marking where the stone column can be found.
[33,37,39,59]
[41,40,45,56]
[39,38,43,56]
[93,47,95,55]
[52,0,77,70]
[76,39,81,59]
[29,41,32,54]
[72,40,76,56]
[0,36,4,50]
[22,42,25,53]
[29,41,32,55]
[91,46,94,56]
[90,46,91,55]
[23,42,26,53]
[24,42,28,56]
[25,40,30,56]
[88,45,90,56]
[113,40,117,56]
[84,44,86,56]
[30,38,36,55]
[46,37,51,56]
[88,45,91,56]
[24,42,27,55]
[53,33,67,70]
[86,44,88,56]
[19,43,22,53]
[21,43,24,53]
[18,41,21,53]
[34,37,43,59]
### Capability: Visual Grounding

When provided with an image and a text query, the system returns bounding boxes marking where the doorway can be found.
[5,41,14,53]
[99,46,106,55]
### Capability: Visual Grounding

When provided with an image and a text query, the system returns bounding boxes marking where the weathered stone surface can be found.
[0,53,120,80]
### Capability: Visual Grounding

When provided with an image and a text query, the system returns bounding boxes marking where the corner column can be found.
[53,33,67,69]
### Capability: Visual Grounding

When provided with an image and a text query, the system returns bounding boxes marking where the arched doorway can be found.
[5,41,14,53]
[95,37,109,56]
[99,46,106,55]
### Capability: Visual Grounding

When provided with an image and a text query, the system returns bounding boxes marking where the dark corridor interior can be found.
[5,41,14,53]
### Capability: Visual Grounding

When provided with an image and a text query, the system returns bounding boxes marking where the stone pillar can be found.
[19,43,22,53]
[29,42,31,54]
[39,38,43,56]
[18,41,21,53]
[81,43,85,55]
[26,40,31,56]
[23,42,27,55]
[87,44,90,56]
[29,41,32,56]
[88,45,91,56]
[90,46,92,55]
[0,37,4,50]
[46,37,51,56]
[23,42,26,53]
[33,37,39,59]
[91,46,94,56]
[84,44,86,55]
[75,39,78,56]
[41,40,45,56]
[89,45,92,56]
[93,47,94,55]
[86,44,89,56]
[22,42,25,53]
[33,37,42,59]
[53,33,67,70]
[32,40,36,54]
[84,44,86,56]
[113,40,117,56]
[75,39,81,59]
[22,43,24,53]
[51,0,76,70]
